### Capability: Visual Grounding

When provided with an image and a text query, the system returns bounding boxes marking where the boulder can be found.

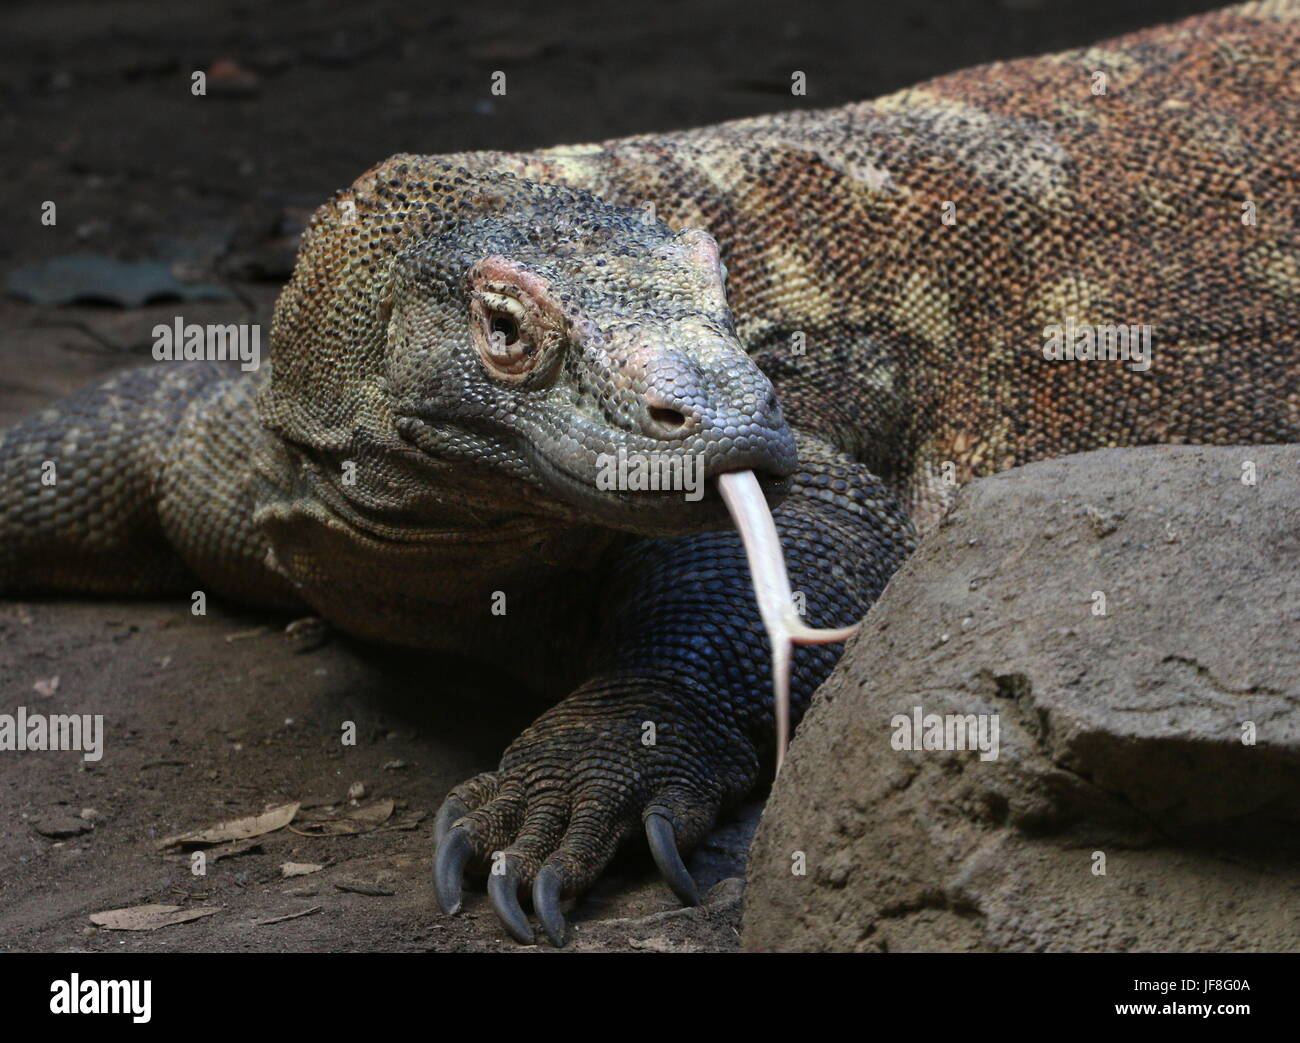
[743,444,1300,952]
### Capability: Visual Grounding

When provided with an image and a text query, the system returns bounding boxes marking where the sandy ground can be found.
[0,0,1224,952]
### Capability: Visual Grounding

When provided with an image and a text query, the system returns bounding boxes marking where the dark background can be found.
[1,0,1226,280]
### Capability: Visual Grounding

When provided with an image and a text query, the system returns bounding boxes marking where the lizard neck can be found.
[250,435,617,653]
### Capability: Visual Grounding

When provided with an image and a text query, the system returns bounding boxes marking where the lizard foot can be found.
[432,678,754,945]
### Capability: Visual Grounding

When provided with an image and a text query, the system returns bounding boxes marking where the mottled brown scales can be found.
[2,1,1296,944]
[446,1,1298,525]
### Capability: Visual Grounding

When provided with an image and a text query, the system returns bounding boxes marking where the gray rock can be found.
[743,444,1300,952]
[6,253,231,308]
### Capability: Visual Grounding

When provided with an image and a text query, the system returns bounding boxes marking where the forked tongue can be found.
[716,470,860,774]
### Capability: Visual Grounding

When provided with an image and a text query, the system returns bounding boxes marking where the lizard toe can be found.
[486,857,534,944]
[433,773,524,915]
[644,811,699,907]
[532,865,568,946]
[485,799,567,942]
[643,784,723,906]
[527,803,627,946]
[433,795,469,846]
[434,769,502,843]
[433,825,474,915]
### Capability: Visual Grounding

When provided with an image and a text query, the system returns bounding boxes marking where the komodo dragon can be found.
[2,1,1297,946]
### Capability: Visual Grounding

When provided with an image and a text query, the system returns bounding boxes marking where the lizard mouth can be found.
[396,413,793,536]
[522,444,794,534]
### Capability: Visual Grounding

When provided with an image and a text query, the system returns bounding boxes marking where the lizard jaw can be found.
[716,469,860,773]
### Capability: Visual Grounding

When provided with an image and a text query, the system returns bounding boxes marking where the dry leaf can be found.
[90,904,221,931]
[163,839,260,865]
[184,838,263,864]
[280,862,323,878]
[289,799,393,837]
[158,802,300,849]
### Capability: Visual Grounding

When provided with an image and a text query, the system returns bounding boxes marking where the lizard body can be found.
[2,1,1297,944]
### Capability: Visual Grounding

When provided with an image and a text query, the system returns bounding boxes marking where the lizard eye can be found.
[489,312,520,346]
[472,292,544,381]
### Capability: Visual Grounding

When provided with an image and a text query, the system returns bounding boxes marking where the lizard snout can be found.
[639,390,698,439]
[627,350,710,440]
[626,351,797,482]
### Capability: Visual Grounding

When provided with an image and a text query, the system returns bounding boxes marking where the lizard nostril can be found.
[648,405,688,430]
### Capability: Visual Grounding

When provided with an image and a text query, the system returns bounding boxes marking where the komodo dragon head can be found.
[262,156,856,764]
[265,155,796,534]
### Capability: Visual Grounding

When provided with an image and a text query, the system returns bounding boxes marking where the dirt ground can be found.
[0,0,1225,953]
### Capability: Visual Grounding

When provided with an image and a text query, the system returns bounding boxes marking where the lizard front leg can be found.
[433,434,914,944]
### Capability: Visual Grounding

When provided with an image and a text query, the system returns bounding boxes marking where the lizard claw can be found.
[488,861,534,944]
[431,688,737,944]
[434,824,473,915]
[532,866,568,947]
[645,811,699,906]
[434,794,468,845]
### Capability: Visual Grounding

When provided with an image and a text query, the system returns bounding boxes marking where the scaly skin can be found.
[2,2,1297,944]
